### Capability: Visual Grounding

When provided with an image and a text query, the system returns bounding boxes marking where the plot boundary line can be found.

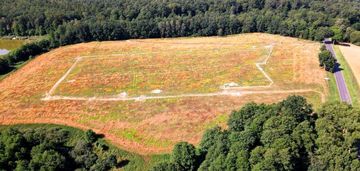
[45,57,83,97]
[221,44,274,89]
[43,89,325,103]
[42,43,324,102]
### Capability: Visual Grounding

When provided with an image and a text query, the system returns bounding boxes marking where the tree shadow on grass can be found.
[335,42,350,47]
[117,159,130,168]
[96,133,105,139]
[0,66,15,75]
[333,62,344,73]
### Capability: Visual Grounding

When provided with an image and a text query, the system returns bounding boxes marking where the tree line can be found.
[0,128,118,170]
[0,0,359,42]
[318,45,337,73]
[1,0,359,75]
[151,96,360,171]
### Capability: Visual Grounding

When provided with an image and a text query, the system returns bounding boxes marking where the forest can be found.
[151,96,360,171]
[1,0,360,75]
[0,127,118,170]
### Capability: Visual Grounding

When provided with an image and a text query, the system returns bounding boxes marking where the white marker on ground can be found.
[151,89,162,94]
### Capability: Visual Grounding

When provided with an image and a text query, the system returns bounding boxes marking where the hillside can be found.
[0,33,328,154]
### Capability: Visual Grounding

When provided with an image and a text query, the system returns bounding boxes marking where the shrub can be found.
[350,31,360,46]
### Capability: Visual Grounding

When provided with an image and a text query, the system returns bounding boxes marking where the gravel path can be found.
[42,89,325,103]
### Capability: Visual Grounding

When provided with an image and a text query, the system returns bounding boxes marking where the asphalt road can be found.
[324,40,352,104]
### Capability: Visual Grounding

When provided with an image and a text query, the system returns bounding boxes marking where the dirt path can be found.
[43,89,325,103]
[238,44,274,88]
[46,57,82,96]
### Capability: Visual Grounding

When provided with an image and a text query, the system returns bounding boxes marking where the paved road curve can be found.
[324,39,352,104]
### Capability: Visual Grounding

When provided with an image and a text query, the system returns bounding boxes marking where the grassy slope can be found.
[0,124,169,171]
[326,72,340,103]
[334,45,360,106]
[0,59,32,80]
[0,34,327,155]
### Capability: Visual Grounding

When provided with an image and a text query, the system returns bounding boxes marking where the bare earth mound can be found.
[0,33,327,154]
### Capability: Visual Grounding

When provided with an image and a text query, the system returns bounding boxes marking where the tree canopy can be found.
[152,96,360,171]
[318,46,337,73]
[0,127,118,171]
[0,0,359,42]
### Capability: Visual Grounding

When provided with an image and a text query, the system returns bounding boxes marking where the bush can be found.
[150,162,182,171]
[6,39,52,65]
[0,58,10,74]
[350,31,360,46]
[319,49,336,73]
[172,142,197,171]
[0,39,54,75]
[85,129,97,143]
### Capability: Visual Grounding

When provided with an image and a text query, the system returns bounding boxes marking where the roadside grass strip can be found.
[334,45,360,106]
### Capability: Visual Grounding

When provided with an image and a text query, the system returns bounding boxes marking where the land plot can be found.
[54,46,270,97]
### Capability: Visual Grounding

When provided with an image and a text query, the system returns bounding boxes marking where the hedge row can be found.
[0,39,56,74]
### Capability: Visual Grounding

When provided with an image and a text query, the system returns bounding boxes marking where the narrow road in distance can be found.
[324,39,352,104]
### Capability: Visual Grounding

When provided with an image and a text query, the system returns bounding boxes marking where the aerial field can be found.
[339,44,360,87]
[51,42,270,97]
[0,33,328,154]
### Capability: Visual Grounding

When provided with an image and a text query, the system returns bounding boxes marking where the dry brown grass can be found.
[339,44,360,87]
[0,33,327,154]
[56,46,266,97]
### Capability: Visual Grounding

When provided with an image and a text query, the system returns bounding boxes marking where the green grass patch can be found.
[202,113,229,130]
[110,128,173,148]
[0,39,26,51]
[326,72,340,103]
[334,45,360,106]
[144,154,171,170]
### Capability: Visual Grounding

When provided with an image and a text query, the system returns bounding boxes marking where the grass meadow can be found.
[0,33,328,155]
